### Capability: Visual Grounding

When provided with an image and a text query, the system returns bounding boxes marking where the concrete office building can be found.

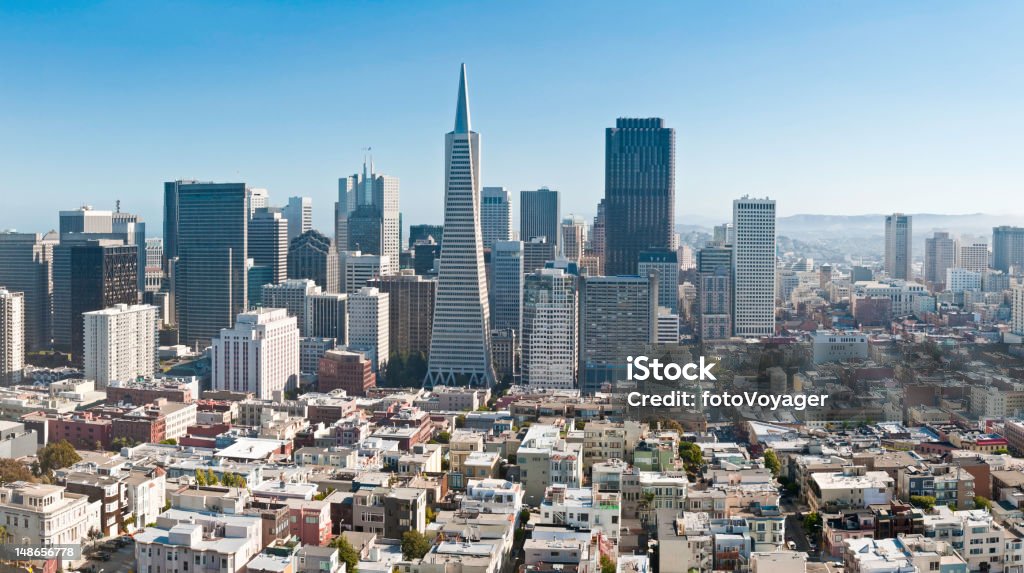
[560,215,586,263]
[603,118,675,276]
[348,286,389,371]
[884,213,913,280]
[579,275,655,394]
[924,231,956,288]
[211,307,300,399]
[638,249,679,313]
[522,268,577,390]
[305,292,348,344]
[83,303,158,388]
[368,272,436,357]
[491,240,524,334]
[732,197,776,337]
[696,245,733,341]
[262,279,321,336]
[340,251,393,295]
[481,186,512,249]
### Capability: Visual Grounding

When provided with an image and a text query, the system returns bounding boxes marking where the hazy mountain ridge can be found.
[680,213,1024,239]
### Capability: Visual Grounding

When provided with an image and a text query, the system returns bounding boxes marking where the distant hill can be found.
[679,213,1024,240]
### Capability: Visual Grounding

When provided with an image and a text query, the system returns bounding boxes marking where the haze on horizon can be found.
[1,1,1022,236]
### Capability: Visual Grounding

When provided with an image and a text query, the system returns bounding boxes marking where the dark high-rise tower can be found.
[519,188,560,246]
[603,118,675,276]
[169,181,249,348]
[993,226,1024,273]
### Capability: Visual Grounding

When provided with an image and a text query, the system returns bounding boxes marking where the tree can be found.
[455,415,466,429]
[0,459,34,483]
[432,431,451,445]
[195,469,208,486]
[330,534,360,573]
[975,496,993,511]
[599,554,616,573]
[678,442,703,476]
[910,495,936,510]
[803,511,822,532]
[426,506,437,524]
[992,448,1010,455]
[402,530,433,560]
[160,438,178,445]
[37,440,81,475]
[519,508,531,525]
[763,449,781,477]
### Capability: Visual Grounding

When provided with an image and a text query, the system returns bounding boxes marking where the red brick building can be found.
[318,350,375,396]
[49,412,113,450]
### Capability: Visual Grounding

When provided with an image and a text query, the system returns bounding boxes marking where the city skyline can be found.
[3,1,1024,236]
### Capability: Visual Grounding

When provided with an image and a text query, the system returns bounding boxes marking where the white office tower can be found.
[338,159,400,261]
[262,279,321,336]
[1013,285,1024,337]
[522,268,577,389]
[348,286,389,371]
[248,187,270,214]
[884,213,913,280]
[732,197,777,337]
[560,214,586,263]
[491,240,524,333]
[283,196,313,243]
[656,307,679,344]
[481,187,512,250]
[339,251,393,295]
[425,64,496,387]
[638,249,679,313]
[0,288,25,384]
[305,292,348,344]
[83,303,158,388]
[211,308,299,399]
[956,240,990,273]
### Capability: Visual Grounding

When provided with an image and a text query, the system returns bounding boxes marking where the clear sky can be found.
[2,1,1022,237]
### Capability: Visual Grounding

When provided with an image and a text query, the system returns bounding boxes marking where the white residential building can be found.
[0,288,25,384]
[733,197,777,337]
[348,286,389,371]
[135,509,263,573]
[211,308,300,399]
[0,482,100,566]
[1012,285,1024,337]
[538,484,622,540]
[923,507,1024,573]
[808,467,894,511]
[522,268,577,390]
[517,424,584,506]
[83,303,158,388]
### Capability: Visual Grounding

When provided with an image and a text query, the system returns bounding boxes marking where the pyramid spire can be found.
[454,63,471,133]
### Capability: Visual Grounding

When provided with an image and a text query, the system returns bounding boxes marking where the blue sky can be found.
[1,1,1022,237]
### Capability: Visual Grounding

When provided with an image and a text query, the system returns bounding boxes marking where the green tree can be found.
[678,442,703,475]
[975,496,993,511]
[38,440,82,475]
[599,554,616,573]
[992,448,1010,455]
[330,534,360,573]
[206,469,220,485]
[0,458,34,483]
[763,449,781,477]
[803,511,822,532]
[910,495,936,510]
[195,469,208,486]
[432,431,451,445]
[402,530,433,560]
[519,508,531,525]
[455,415,466,429]
[160,438,178,445]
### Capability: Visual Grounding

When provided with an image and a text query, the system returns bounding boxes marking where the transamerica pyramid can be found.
[424,64,497,387]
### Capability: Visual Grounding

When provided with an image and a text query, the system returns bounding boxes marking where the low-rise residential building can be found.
[135,509,264,573]
[809,466,895,512]
[538,484,622,540]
